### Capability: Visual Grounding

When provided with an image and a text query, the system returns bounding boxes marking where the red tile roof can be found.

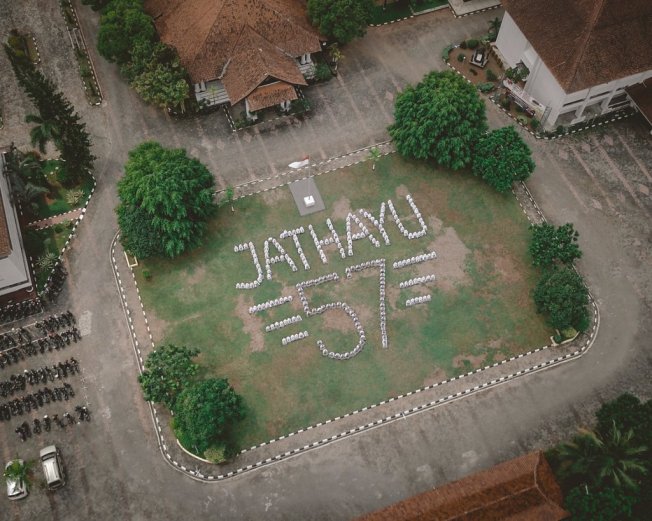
[246,81,298,111]
[145,0,322,100]
[357,452,569,521]
[0,190,12,258]
[503,0,652,93]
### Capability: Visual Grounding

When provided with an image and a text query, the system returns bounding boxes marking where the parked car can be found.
[5,460,29,500]
[39,446,65,490]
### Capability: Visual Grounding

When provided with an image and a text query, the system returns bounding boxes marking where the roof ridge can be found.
[565,0,607,90]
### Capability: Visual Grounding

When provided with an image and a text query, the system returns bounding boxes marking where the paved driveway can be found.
[0,2,650,520]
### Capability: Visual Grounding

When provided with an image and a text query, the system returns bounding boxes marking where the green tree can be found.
[472,126,535,192]
[529,222,582,268]
[81,0,111,10]
[97,0,155,64]
[564,485,636,521]
[4,146,46,186]
[25,114,61,153]
[3,459,33,490]
[596,394,652,448]
[138,344,199,408]
[116,142,216,258]
[173,378,244,454]
[389,70,487,170]
[488,17,501,38]
[556,423,648,491]
[121,40,176,82]
[117,204,165,258]
[131,62,189,112]
[307,0,374,44]
[533,267,589,330]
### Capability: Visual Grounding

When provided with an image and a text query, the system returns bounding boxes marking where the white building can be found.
[495,0,652,130]
[0,152,33,297]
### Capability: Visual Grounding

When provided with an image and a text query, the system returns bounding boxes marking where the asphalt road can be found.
[0,2,650,520]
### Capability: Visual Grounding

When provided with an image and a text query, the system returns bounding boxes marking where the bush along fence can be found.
[59,0,103,106]
[111,148,600,483]
[442,44,637,140]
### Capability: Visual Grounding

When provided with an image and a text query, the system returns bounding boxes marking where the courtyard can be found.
[136,154,550,449]
[0,1,650,519]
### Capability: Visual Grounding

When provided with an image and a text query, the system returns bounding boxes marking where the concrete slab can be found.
[448,0,501,17]
[289,177,325,216]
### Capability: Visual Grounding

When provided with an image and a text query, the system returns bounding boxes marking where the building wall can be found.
[496,12,652,130]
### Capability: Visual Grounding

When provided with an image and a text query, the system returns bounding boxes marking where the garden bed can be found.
[23,221,74,290]
[33,166,94,219]
[370,1,413,24]
[135,154,551,448]
[59,0,102,105]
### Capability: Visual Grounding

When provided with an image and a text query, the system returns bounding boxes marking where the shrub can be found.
[203,444,227,464]
[142,269,152,280]
[477,82,494,93]
[314,62,331,82]
[530,118,540,130]
[501,97,511,110]
[469,68,477,76]
[515,104,524,113]
[534,267,589,331]
[556,125,565,135]
[517,115,529,126]
[65,189,84,206]
[441,44,454,62]
[459,40,467,49]
[466,39,479,49]
[457,53,465,62]
[486,69,498,82]
[37,252,58,271]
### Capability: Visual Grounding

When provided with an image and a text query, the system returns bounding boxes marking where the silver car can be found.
[40,446,65,490]
[5,460,29,500]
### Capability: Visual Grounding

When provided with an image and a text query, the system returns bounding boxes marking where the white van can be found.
[39,446,65,490]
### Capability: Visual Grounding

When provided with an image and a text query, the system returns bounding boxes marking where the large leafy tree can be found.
[173,378,244,454]
[116,142,216,258]
[564,485,637,521]
[555,423,648,491]
[97,0,155,64]
[529,222,582,268]
[389,70,487,170]
[307,0,374,44]
[81,0,111,10]
[533,267,588,331]
[472,126,535,192]
[138,344,199,408]
[131,62,189,112]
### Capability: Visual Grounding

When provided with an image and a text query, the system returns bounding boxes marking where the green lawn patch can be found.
[136,154,551,448]
[411,0,448,13]
[370,1,413,24]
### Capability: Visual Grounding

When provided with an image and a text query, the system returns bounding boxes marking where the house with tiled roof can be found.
[494,0,652,130]
[145,0,323,118]
[357,452,569,521]
[0,152,33,298]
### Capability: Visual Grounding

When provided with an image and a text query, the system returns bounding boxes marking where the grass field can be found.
[136,154,551,448]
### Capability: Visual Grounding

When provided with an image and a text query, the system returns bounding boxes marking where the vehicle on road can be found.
[40,445,65,490]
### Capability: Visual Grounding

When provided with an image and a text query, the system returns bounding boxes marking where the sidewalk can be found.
[27,208,83,229]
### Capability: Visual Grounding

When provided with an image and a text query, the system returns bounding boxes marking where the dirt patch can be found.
[321,302,374,333]
[427,215,444,236]
[453,353,487,370]
[235,294,265,352]
[423,367,447,387]
[184,265,207,286]
[395,184,409,198]
[261,187,287,205]
[331,196,352,221]
[484,249,522,284]
[421,226,470,291]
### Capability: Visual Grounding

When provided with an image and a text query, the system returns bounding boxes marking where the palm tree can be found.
[488,17,501,37]
[25,113,61,153]
[3,459,33,490]
[556,421,648,490]
[368,147,381,171]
